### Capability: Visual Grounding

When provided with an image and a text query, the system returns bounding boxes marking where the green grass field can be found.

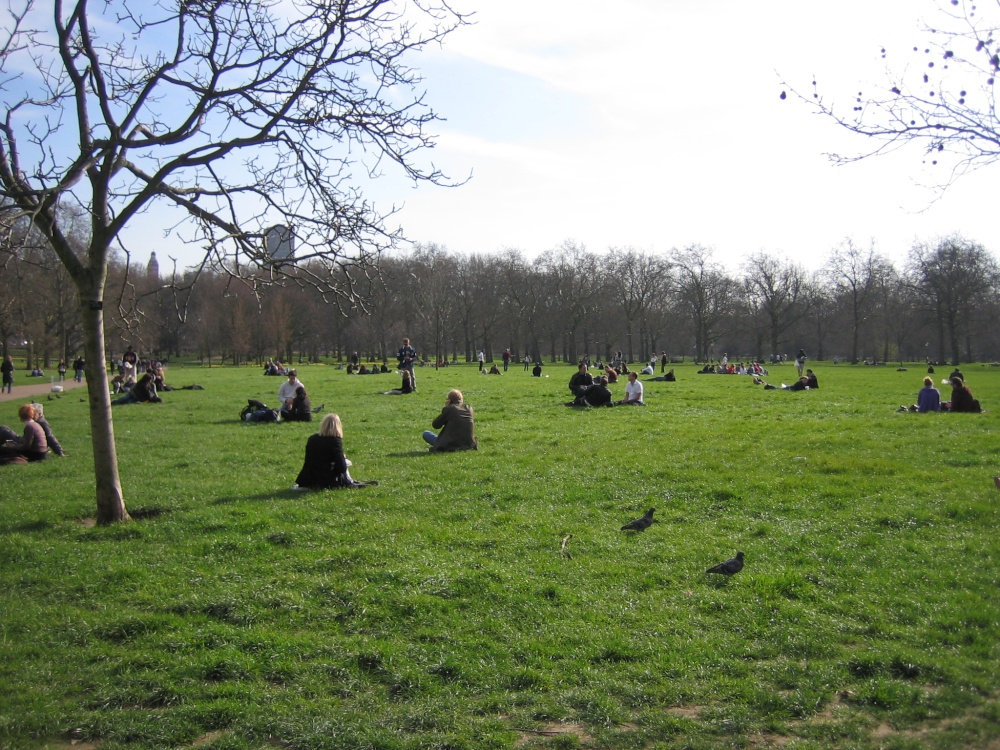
[1,361,998,750]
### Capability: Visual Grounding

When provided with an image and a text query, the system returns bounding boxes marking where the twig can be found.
[560,534,572,559]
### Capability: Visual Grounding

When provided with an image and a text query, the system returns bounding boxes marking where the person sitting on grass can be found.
[618,371,645,406]
[29,403,65,457]
[0,404,48,464]
[277,369,304,413]
[805,368,819,389]
[568,375,612,407]
[293,413,376,490]
[283,385,313,421]
[382,369,415,395]
[423,389,478,451]
[917,376,941,413]
[532,362,542,377]
[568,362,593,397]
[947,376,980,412]
[113,373,161,405]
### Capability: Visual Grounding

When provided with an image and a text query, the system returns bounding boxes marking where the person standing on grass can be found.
[502,348,511,372]
[397,337,418,391]
[73,355,85,382]
[423,389,478,451]
[523,355,531,371]
[0,404,48,463]
[660,351,668,373]
[1,354,13,394]
[795,349,807,377]
[477,350,485,372]
[57,360,67,382]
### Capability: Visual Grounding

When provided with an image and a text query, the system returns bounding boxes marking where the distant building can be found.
[146,251,160,279]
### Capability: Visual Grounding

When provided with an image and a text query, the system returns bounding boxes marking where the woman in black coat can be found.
[294,414,376,489]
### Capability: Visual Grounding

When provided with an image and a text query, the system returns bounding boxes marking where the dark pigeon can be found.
[621,507,655,531]
[707,551,745,575]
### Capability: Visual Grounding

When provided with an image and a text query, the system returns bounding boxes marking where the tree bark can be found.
[81,302,130,525]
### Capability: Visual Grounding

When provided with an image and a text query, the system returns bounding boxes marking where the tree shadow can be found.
[386,450,432,458]
[211,490,302,505]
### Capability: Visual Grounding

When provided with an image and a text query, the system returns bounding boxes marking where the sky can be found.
[363,0,1000,271]
[122,0,999,274]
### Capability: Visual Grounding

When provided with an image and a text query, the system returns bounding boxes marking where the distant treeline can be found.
[3,235,999,368]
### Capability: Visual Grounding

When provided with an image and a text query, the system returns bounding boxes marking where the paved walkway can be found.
[0,377,89,403]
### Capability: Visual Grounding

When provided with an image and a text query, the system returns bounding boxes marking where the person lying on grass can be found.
[293,413,376,490]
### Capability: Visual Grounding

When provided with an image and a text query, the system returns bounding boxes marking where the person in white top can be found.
[620,371,645,405]
[278,369,304,412]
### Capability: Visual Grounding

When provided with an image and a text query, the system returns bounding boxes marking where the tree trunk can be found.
[81,302,130,525]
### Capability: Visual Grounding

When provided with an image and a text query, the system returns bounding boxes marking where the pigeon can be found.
[621,507,655,531]
[312,403,325,413]
[707,551,745,576]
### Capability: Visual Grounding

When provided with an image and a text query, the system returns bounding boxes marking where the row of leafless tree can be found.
[4,233,1000,368]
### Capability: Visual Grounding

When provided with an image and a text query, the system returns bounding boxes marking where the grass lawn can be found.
[1,360,998,750]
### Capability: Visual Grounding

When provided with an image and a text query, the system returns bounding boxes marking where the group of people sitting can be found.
[900,371,982,413]
[0,403,65,464]
[699,361,769,376]
[565,363,646,407]
[292,389,477,490]
[263,358,291,376]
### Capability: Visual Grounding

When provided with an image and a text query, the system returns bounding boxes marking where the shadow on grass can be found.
[211,490,304,505]
[386,450,433,458]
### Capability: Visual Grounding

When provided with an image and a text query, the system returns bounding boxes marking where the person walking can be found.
[1,354,13,394]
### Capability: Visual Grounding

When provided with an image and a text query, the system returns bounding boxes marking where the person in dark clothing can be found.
[29,403,65,456]
[113,373,160,404]
[783,377,809,391]
[805,368,819,389]
[423,390,478,451]
[532,363,542,377]
[568,376,612,406]
[382,370,415,395]
[568,362,594,397]
[948,377,980,412]
[285,385,313,421]
[294,414,375,489]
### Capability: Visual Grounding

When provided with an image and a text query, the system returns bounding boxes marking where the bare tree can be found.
[671,245,738,362]
[907,235,999,363]
[0,0,466,523]
[742,252,809,356]
[785,0,1000,191]
[823,239,894,363]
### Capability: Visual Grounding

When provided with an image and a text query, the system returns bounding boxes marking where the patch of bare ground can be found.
[192,731,227,746]
[514,722,593,747]
[665,705,703,719]
[748,733,790,748]
[76,517,96,528]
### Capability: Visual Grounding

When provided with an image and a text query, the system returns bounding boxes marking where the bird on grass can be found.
[707,551,744,576]
[312,403,325,413]
[621,507,655,531]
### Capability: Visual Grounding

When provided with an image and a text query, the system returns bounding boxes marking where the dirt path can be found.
[0,377,90,404]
